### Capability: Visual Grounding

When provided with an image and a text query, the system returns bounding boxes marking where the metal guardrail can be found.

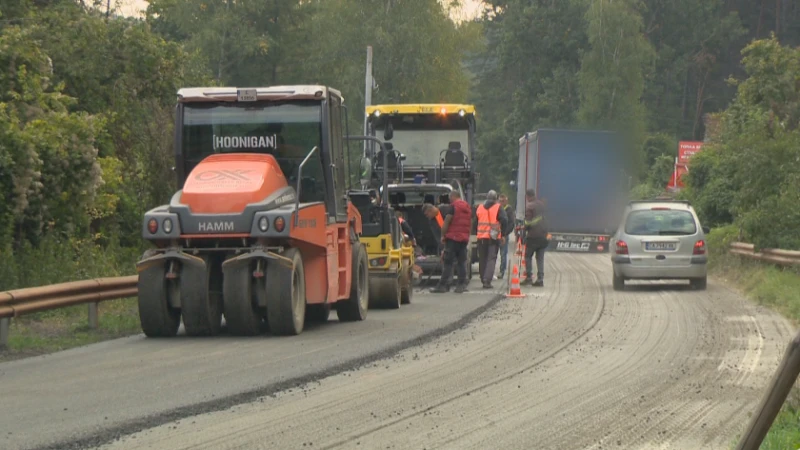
[0,276,137,349]
[729,241,800,266]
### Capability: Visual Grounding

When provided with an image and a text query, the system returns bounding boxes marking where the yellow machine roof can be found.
[365,104,476,116]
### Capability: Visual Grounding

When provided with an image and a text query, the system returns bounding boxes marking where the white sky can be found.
[116,0,484,21]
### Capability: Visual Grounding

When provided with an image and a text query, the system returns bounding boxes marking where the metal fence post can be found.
[735,330,800,449]
[0,317,10,350]
[88,303,99,330]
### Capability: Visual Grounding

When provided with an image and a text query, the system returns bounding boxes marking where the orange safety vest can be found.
[476,203,501,239]
[435,211,444,228]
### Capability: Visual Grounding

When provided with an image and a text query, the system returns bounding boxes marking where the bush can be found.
[704,224,740,259]
[0,234,138,291]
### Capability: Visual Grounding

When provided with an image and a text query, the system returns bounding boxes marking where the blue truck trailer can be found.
[514,129,629,253]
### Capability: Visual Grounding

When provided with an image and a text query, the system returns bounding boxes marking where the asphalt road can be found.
[1,252,794,450]
[98,254,792,450]
[0,277,500,450]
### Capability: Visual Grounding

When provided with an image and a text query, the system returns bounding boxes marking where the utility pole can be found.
[362,46,374,188]
[364,45,373,135]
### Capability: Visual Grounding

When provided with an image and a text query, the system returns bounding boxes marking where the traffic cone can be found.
[506,264,525,298]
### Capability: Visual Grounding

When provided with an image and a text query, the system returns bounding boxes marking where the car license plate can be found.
[237,89,257,102]
[645,242,676,251]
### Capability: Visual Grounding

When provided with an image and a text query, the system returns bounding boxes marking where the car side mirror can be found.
[702,226,710,234]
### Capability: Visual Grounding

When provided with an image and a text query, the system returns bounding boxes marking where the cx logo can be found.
[195,170,253,181]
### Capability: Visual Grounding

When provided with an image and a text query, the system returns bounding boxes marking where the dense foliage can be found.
[470,0,800,249]
[1,0,799,290]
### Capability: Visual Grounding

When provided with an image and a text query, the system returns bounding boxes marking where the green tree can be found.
[470,0,588,191]
[685,36,800,248]
[576,0,654,177]
[0,25,104,245]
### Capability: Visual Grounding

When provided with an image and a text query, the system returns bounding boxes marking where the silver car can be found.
[610,200,709,290]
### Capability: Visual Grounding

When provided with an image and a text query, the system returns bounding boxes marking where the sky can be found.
[116,0,485,21]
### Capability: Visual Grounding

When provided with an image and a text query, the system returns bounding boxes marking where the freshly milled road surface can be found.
[97,253,793,450]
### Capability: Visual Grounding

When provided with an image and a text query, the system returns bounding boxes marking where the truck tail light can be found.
[693,240,706,255]
[615,240,628,255]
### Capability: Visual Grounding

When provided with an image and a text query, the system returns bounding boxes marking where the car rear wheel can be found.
[690,276,707,290]
[612,272,625,291]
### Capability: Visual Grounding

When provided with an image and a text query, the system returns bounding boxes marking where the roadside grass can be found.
[707,227,800,449]
[0,297,141,362]
[0,234,142,362]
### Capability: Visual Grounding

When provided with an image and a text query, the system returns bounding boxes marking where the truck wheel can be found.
[222,260,264,336]
[401,267,413,305]
[338,243,369,322]
[181,255,223,336]
[306,304,331,323]
[137,264,180,337]
[612,272,625,291]
[266,248,306,336]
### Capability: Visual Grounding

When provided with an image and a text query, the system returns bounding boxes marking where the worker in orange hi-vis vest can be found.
[474,190,508,289]
[422,203,449,241]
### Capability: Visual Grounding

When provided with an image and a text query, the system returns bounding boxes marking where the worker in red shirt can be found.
[430,191,472,293]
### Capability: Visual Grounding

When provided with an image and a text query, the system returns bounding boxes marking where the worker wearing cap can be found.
[474,190,508,289]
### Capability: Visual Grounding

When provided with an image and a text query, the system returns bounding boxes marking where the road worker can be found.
[474,190,507,289]
[395,210,417,247]
[521,188,548,287]
[430,191,472,294]
[497,193,516,280]
[422,203,447,233]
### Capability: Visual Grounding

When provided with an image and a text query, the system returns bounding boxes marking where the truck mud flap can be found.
[135,249,206,274]
[220,249,293,271]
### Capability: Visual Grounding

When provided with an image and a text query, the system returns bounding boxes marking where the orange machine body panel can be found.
[180,153,288,214]
[290,202,363,304]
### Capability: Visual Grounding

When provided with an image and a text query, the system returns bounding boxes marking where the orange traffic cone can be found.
[506,264,525,298]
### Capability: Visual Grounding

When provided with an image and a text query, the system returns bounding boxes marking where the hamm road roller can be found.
[136,85,373,337]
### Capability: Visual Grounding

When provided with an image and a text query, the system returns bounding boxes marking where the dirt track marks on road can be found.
[99,253,792,450]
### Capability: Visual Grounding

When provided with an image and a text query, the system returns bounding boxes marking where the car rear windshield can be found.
[624,209,697,236]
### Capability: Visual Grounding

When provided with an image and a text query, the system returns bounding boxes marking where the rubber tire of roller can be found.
[222,259,264,336]
[180,256,223,336]
[266,248,306,336]
[401,267,413,305]
[305,303,331,324]
[137,264,181,338]
[337,243,369,322]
